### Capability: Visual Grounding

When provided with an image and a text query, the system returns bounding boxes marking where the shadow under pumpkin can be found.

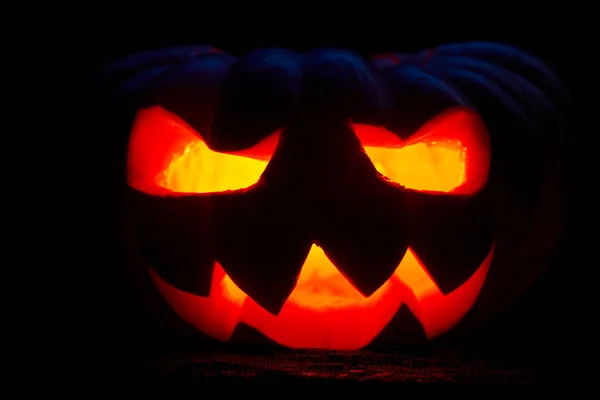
[126,105,494,350]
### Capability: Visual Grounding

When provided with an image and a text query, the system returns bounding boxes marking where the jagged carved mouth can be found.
[148,242,493,350]
[127,106,495,350]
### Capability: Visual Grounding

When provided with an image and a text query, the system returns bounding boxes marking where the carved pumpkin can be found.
[107,42,569,350]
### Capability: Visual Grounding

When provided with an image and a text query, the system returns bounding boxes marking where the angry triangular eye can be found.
[127,106,279,195]
[354,107,490,195]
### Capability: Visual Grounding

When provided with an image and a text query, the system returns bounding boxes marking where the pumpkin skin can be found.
[109,42,569,350]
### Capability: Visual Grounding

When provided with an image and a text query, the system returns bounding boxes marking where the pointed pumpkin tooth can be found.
[366,304,428,350]
[128,189,215,296]
[229,323,284,349]
[216,237,311,316]
[311,180,410,297]
[405,188,495,295]
[213,189,312,316]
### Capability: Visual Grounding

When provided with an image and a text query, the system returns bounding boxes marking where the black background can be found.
[10,8,593,385]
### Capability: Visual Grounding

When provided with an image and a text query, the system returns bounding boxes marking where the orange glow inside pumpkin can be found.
[366,141,466,191]
[128,106,492,350]
[150,245,492,349]
[128,106,489,195]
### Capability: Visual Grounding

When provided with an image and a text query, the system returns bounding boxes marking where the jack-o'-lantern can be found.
[106,42,569,350]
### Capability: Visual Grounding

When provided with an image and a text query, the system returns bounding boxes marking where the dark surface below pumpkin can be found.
[118,349,579,385]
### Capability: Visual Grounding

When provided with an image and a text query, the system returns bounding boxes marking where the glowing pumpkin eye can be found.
[127,106,279,195]
[354,107,490,195]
